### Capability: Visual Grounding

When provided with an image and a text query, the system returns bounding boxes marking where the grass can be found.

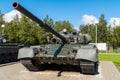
[99,53,120,72]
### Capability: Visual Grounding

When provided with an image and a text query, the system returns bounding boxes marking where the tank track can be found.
[79,60,98,74]
[21,59,98,74]
[20,59,39,71]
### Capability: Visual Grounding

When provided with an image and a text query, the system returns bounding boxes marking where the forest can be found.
[0,12,120,49]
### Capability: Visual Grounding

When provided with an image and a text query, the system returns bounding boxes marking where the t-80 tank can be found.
[0,36,24,64]
[13,2,98,74]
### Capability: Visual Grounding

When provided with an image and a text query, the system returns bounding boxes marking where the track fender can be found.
[75,48,98,62]
[18,47,34,59]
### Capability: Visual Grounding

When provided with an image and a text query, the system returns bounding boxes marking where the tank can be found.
[13,2,99,74]
[0,36,24,64]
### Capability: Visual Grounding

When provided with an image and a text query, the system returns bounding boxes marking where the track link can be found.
[80,60,98,74]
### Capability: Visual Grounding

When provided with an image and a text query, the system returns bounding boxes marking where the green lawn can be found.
[99,53,120,72]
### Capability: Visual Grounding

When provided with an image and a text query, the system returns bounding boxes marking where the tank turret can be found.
[47,29,92,44]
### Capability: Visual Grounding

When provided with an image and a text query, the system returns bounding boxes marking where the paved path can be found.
[0,61,120,80]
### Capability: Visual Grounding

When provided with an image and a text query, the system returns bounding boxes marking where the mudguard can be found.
[18,47,34,59]
[75,46,98,62]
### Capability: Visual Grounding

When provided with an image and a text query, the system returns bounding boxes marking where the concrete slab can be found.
[0,61,120,80]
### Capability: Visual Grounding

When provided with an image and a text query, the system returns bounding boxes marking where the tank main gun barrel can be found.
[12,2,67,44]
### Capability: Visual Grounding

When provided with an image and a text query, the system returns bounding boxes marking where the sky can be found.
[1,0,120,30]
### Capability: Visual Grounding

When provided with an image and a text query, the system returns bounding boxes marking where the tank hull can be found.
[0,43,23,64]
[18,44,98,74]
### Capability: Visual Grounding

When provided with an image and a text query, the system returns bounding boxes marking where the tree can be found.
[43,15,54,27]
[97,14,107,43]
[4,14,56,45]
[18,15,39,45]
[79,14,107,43]
[113,26,120,47]
[106,26,116,49]
[0,11,5,35]
[4,15,20,43]
[4,15,40,45]
[54,21,73,33]
[79,24,96,42]
[0,11,4,25]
